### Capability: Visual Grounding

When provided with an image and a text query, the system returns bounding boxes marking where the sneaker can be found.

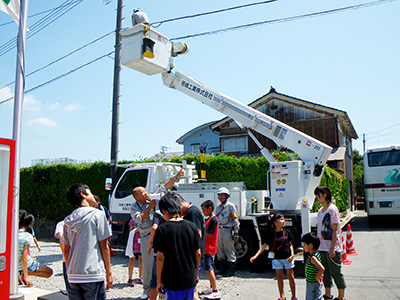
[140,292,149,300]
[205,291,221,300]
[200,288,213,295]
[128,279,135,287]
[292,298,298,300]
[278,298,286,300]
[323,296,333,300]
[137,277,143,284]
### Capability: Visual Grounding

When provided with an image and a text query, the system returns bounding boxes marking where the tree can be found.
[353,149,364,198]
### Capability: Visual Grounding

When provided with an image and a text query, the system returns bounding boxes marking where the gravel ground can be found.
[28,241,278,300]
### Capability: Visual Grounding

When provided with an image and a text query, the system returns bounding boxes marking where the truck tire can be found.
[234,228,258,266]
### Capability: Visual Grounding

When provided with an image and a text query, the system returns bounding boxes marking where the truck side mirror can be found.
[105,178,112,191]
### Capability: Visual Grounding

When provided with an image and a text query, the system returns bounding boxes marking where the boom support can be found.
[162,71,332,170]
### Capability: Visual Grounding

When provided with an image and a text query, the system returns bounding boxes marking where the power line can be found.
[0,0,83,57]
[0,1,75,53]
[1,0,395,105]
[0,7,56,27]
[170,0,395,40]
[0,51,113,105]
[151,0,278,28]
[366,122,400,136]
[0,30,114,90]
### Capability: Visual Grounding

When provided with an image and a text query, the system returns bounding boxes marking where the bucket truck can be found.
[109,24,332,264]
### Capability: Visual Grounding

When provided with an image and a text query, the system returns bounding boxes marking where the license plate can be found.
[379,201,392,208]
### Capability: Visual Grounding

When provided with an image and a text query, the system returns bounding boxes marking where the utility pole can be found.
[110,0,123,190]
[363,133,366,153]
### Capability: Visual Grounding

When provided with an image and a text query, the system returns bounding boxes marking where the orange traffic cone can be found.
[341,230,352,265]
[346,224,359,255]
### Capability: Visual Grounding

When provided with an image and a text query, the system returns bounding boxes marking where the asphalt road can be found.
[223,211,400,300]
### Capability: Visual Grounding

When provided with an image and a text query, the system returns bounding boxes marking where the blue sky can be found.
[1,0,399,168]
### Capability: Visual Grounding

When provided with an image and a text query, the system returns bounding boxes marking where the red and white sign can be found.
[0,138,16,299]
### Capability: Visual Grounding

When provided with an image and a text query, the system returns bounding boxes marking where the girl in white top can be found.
[314,186,346,300]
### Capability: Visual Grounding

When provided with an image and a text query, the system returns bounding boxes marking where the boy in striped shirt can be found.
[302,232,325,300]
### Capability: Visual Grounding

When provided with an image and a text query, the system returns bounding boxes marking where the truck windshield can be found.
[115,169,149,199]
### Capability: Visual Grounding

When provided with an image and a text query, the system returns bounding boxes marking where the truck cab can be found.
[110,162,196,244]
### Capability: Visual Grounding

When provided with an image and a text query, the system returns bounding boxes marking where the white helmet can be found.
[217,187,230,196]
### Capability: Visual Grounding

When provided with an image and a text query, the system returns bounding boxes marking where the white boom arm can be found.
[120,24,333,233]
[162,71,332,172]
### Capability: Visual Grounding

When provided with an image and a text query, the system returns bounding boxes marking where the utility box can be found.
[0,138,16,299]
[270,161,304,211]
[121,24,172,75]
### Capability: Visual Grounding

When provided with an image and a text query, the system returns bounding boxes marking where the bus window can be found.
[368,149,400,167]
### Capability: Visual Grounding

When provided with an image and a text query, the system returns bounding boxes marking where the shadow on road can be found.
[348,211,400,232]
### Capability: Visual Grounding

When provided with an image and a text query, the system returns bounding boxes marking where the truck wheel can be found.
[234,228,257,266]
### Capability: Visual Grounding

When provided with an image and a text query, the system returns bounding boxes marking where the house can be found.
[176,88,358,199]
[176,121,220,156]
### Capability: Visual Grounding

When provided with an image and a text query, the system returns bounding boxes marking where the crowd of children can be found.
[19,184,346,300]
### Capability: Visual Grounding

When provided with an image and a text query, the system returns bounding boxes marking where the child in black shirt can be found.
[250,214,297,300]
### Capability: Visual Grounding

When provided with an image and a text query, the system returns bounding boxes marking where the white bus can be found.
[364,144,400,224]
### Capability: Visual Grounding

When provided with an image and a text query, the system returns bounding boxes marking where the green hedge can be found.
[20,153,348,219]
[20,162,112,219]
[314,166,349,212]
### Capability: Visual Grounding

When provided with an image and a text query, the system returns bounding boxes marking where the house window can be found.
[221,136,248,153]
[191,144,200,155]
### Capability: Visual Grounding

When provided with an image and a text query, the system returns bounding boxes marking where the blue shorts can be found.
[204,254,215,271]
[271,258,294,270]
[165,287,195,300]
[28,260,40,272]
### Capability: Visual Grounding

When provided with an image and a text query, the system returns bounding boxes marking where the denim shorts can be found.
[204,254,215,271]
[27,260,40,272]
[306,282,323,300]
[271,258,294,270]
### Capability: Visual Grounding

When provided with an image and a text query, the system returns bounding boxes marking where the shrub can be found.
[20,153,348,219]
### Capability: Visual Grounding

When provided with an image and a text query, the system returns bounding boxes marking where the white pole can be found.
[10,0,28,298]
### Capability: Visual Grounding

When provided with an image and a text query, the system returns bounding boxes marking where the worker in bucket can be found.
[131,8,149,26]
[214,187,240,277]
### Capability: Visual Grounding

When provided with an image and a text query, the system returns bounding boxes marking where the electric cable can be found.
[0,0,80,55]
[0,51,113,105]
[0,0,395,105]
[0,1,76,52]
[0,30,114,90]
[170,0,395,40]
[367,122,400,136]
[0,7,56,27]
[151,0,278,28]
[0,0,83,57]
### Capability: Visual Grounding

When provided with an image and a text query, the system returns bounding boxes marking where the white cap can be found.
[217,187,230,196]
